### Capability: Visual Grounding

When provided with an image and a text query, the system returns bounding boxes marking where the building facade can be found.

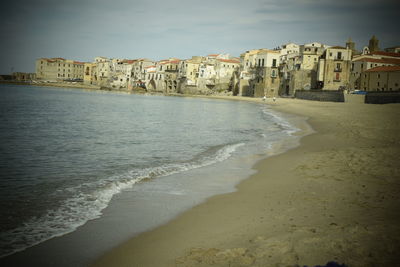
[317,46,352,90]
[359,66,400,91]
[36,58,85,81]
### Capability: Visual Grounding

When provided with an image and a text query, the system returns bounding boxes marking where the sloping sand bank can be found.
[93,95,400,267]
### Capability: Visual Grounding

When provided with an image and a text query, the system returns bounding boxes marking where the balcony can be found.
[334,57,343,61]
[334,68,342,72]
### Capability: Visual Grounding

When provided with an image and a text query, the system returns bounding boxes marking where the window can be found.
[262,59,265,67]
[337,52,342,59]
[378,74,380,78]
[272,59,277,67]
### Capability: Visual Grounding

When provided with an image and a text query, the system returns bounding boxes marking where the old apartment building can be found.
[317,46,352,90]
[36,58,84,81]
[34,35,399,95]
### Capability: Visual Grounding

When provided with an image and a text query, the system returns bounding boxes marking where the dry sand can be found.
[92,95,400,267]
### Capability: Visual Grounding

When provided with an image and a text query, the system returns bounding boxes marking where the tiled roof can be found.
[208,54,219,57]
[73,61,85,65]
[145,65,156,69]
[160,60,180,65]
[218,58,240,64]
[353,57,400,64]
[371,51,400,58]
[123,59,137,64]
[365,66,400,72]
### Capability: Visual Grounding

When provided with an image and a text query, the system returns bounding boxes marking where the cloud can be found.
[0,0,399,73]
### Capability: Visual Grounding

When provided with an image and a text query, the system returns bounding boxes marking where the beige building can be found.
[239,49,264,96]
[350,57,400,89]
[280,42,327,95]
[144,65,157,90]
[184,56,203,86]
[359,66,400,91]
[83,62,97,85]
[240,49,280,97]
[129,59,155,89]
[35,58,85,81]
[146,58,180,93]
[317,46,352,90]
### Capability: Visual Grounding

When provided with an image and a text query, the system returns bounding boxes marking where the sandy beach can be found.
[91,94,400,267]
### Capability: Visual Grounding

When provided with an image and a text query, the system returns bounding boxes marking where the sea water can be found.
[0,84,301,264]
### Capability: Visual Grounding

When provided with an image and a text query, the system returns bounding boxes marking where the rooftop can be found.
[353,57,400,65]
[365,66,400,72]
[371,51,400,58]
[217,58,240,64]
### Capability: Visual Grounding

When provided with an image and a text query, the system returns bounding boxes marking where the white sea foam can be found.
[261,106,300,135]
[0,142,244,258]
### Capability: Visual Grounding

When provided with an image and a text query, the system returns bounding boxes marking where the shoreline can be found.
[92,97,400,267]
[0,89,304,266]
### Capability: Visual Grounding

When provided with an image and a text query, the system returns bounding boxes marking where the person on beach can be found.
[273,96,276,102]
[263,95,266,101]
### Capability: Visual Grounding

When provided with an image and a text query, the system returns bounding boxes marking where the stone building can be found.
[246,49,280,97]
[146,58,180,93]
[350,57,400,89]
[317,46,352,90]
[110,59,134,89]
[129,59,155,89]
[176,54,239,95]
[144,65,157,90]
[360,66,400,91]
[35,58,85,82]
[239,49,265,96]
[83,62,97,85]
[213,57,240,93]
[94,57,112,87]
[280,42,327,95]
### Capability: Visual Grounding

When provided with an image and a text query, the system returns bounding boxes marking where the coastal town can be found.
[3,36,400,98]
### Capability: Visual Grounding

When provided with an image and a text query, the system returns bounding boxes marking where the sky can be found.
[0,0,399,74]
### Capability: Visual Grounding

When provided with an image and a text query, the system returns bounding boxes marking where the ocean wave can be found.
[261,107,299,135]
[0,142,244,258]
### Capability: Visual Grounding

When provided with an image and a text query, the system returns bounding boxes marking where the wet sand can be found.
[92,95,400,267]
